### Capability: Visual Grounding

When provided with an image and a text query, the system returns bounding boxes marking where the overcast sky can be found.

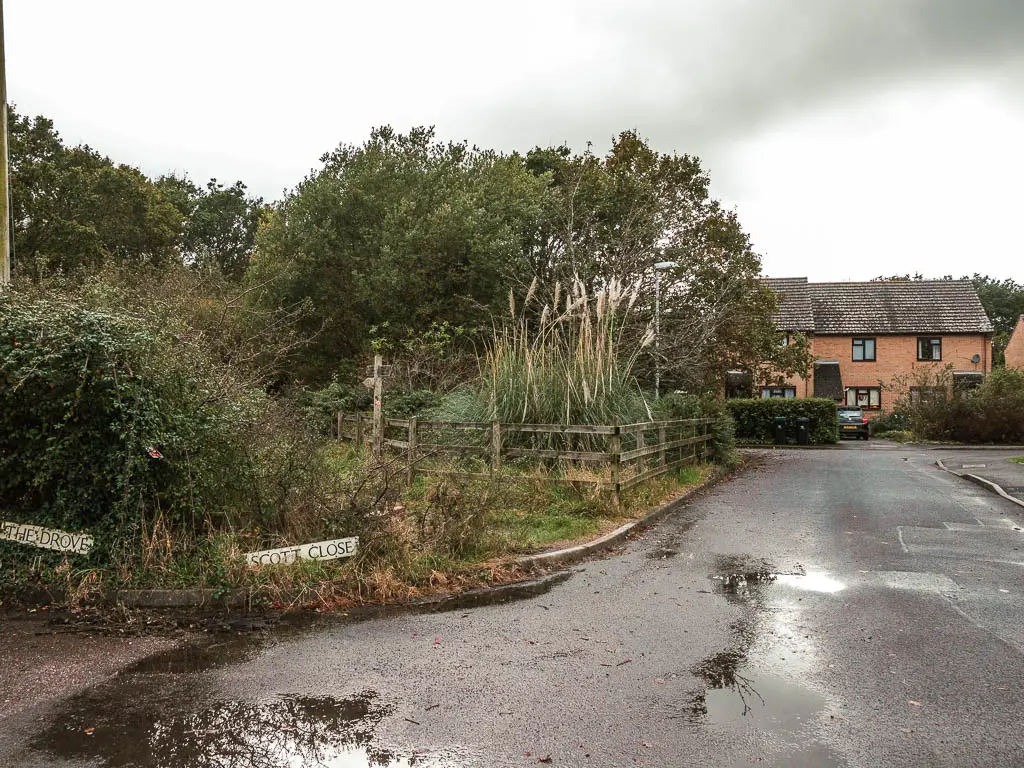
[6,0,1023,281]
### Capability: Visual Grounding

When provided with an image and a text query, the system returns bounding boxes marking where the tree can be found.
[246,126,549,383]
[7,106,182,275]
[156,175,264,280]
[969,275,1024,365]
[524,132,790,393]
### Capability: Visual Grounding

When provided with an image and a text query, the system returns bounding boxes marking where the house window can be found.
[845,387,881,409]
[909,386,944,404]
[761,387,796,399]
[852,338,876,362]
[778,333,790,348]
[917,337,942,361]
[952,372,984,391]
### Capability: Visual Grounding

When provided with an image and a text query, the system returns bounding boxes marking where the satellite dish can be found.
[971,354,981,363]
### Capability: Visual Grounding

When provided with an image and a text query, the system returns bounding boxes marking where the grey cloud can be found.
[462,0,1024,157]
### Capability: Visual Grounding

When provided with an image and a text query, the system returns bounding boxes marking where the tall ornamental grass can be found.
[481,277,653,426]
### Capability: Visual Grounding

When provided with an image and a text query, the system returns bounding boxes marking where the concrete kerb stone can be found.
[935,459,1024,509]
[115,588,224,609]
[928,445,1024,451]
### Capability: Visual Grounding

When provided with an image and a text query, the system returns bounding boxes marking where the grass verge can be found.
[1,451,716,614]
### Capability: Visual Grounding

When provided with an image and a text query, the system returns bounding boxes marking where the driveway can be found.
[3,445,1024,767]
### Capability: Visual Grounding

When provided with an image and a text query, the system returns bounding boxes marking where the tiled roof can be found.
[807,281,993,334]
[761,277,814,332]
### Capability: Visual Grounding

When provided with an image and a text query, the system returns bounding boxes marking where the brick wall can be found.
[811,333,991,414]
[1005,316,1024,370]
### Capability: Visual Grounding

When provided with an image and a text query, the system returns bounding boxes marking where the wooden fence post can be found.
[337,411,342,441]
[355,412,364,447]
[658,424,666,467]
[636,427,646,475]
[407,417,418,484]
[610,419,621,507]
[372,354,384,458]
[491,420,502,474]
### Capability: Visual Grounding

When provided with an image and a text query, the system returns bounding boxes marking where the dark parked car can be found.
[838,406,869,440]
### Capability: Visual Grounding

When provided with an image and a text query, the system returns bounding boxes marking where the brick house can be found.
[754,279,994,416]
[1006,315,1024,370]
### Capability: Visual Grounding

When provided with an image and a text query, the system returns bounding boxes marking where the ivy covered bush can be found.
[725,398,838,444]
[0,283,363,591]
[0,293,259,569]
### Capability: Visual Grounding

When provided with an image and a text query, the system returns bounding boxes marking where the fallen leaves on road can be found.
[908,700,922,707]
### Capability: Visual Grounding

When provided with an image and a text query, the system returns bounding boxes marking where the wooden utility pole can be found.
[0,0,10,287]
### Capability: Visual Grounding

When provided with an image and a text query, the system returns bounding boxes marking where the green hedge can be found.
[725,398,838,444]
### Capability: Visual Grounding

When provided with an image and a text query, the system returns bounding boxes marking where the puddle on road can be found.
[34,691,463,767]
[774,571,846,594]
[691,555,848,766]
[687,650,845,767]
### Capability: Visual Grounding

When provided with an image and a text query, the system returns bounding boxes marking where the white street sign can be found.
[0,521,94,555]
[244,536,358,567]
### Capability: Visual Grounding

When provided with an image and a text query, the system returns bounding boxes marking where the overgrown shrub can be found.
[869,411,911,435]
[0,285,365,591]
[0,293,256,569]
[294,376,372,434]
[657,392,737,466]
[725,398,838,444]
[897,367,1024,443]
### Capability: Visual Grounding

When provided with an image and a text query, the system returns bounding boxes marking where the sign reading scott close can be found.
[0,522,94,555]
[244,536,358,566]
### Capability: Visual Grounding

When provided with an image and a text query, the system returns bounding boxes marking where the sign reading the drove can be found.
[244,537,358,567]
[0,522,94,555]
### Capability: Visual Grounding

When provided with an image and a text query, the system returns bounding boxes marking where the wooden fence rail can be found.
[335,412,716,503]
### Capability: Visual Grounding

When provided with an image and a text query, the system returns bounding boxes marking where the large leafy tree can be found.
[7,106,182,275]
[247,126,549,383]
[156,175,265,280]
[524,132,797,393]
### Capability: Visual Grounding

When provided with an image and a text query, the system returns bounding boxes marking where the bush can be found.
[0,293,255,569]
[725,398,838,444]
[480,278,652,426]
[869,411,911,435]
[294,376,372,434]
[899,367,1024,443]
[657,392,737,466]
[0,286,363,591]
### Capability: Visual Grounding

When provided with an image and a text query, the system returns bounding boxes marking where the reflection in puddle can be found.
[689,658,845,766]
[697,669,823,729]
[774,571,845,593]
[36,692,460,767]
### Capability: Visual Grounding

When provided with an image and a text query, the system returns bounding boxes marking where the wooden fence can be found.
[335,412,715,502]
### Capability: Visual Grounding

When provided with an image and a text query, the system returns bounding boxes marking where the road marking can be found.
[962,464,987,469]
[896,527,909,553]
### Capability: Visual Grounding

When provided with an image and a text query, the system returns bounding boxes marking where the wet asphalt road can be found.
[5,442,1024,767]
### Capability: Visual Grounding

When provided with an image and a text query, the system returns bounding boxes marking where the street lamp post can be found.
[653,261,678,399]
